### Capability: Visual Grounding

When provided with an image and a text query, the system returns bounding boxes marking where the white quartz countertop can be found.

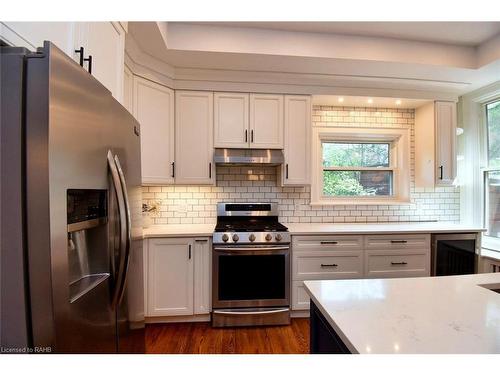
[143,224,214,238]
[285,222,485,235]
[304,273,500,354]
[142,222,485,238]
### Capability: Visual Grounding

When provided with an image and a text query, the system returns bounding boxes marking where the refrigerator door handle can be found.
[113,154,132,307]
[107,150,128,308]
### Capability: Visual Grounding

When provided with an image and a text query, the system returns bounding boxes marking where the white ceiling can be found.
[312,95,430,109]
[186,22,500,46]
[127,22,500,98]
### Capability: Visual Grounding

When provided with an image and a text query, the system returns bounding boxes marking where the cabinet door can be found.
[147,238,194,317]
[193,238,211,314]
[249,94,284,149]
[435,101,457,185]
[175,91,214,184]
[214,92,249,148]
[283,95,311,185]
[1,22,79,63]
[84,22,126,102]
[133,77,175,185]
[123,64,134,114]
[292,281,310,310]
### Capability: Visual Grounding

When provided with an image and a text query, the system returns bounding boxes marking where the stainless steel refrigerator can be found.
[1,41,145,353]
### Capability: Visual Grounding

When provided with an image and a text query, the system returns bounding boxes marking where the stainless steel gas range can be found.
[212,203,291,327]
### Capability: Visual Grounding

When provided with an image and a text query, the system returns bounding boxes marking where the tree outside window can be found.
[322,142,393,197]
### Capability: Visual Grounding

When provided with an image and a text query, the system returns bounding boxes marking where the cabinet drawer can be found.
[365,234,430,250]
[293,250,363,280]
[292,235,363,251]
[365,249,430,278]
[291,281,310,310]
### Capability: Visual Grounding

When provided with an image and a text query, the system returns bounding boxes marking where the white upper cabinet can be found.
[1,22,77,58]
[282,95,311,185]
[0,22,126,102]
[146,238,194,317]
[435,101,457,186]
[415,101,457,187]
[175,91,214,185]
[249,94,284,149]
[81,22,125,102]
[123,65,134,114]
[214,92,249,148]
[133,76,175,185]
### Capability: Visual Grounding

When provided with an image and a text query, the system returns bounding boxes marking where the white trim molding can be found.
[311,126,410,206]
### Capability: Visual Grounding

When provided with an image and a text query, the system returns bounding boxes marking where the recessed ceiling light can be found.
[338,97,344,103]
[367,98,373,104]
[395,99,402,105]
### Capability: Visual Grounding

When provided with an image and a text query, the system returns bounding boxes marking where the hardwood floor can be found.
[146,318,310,354]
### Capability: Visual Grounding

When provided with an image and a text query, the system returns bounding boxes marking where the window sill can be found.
[310,198,411,206]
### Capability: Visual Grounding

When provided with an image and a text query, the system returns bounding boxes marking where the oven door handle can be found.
[213,246,290,251]
[213,308,290,315]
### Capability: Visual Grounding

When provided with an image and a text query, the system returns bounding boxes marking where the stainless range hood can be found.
[214,148,284,165]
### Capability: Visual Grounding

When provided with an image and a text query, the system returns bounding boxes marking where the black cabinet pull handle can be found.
[209,162,212,179]
[439,165,443,180]
[188,244,192,260]
[390,261,408,265]
[286,164,289,179]
[320,264,338,267]
[390,240,408,244]
[320,241,338,245]
[245,129,248,143]
[251,130,254,143]
[171,162,175,178]
[74,47,84,66]
[84,55,92,74]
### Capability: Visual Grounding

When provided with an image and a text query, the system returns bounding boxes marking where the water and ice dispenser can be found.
[67,189,109,303]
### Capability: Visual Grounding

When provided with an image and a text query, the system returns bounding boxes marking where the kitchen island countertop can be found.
[304,273,500,354]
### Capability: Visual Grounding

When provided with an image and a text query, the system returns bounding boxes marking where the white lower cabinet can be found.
[193,239,211,314]
[364,249,430,278]
[293,250,363,280]
[291,281,310,311]
[146,237,211,318]
[291,233,431,311]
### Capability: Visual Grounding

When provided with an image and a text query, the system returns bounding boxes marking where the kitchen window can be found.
[322,142,393,197]
[483,100,500,252]
[311,127,410,205]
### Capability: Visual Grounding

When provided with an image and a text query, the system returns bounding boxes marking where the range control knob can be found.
[232,234,239,242]
[265,234,273,241]
[249,234,256,242]
[275,233,283,242]
[222,233,229,242]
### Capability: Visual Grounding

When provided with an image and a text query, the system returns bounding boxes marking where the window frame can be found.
[481,98,500,253]
[311,126,411,206]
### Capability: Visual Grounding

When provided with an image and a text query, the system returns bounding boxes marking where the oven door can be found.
[212,245,290,309]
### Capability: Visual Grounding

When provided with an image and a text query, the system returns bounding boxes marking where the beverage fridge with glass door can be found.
[0,41,145,353]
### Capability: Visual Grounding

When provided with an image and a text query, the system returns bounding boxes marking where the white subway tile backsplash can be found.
[143,105,460,225]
